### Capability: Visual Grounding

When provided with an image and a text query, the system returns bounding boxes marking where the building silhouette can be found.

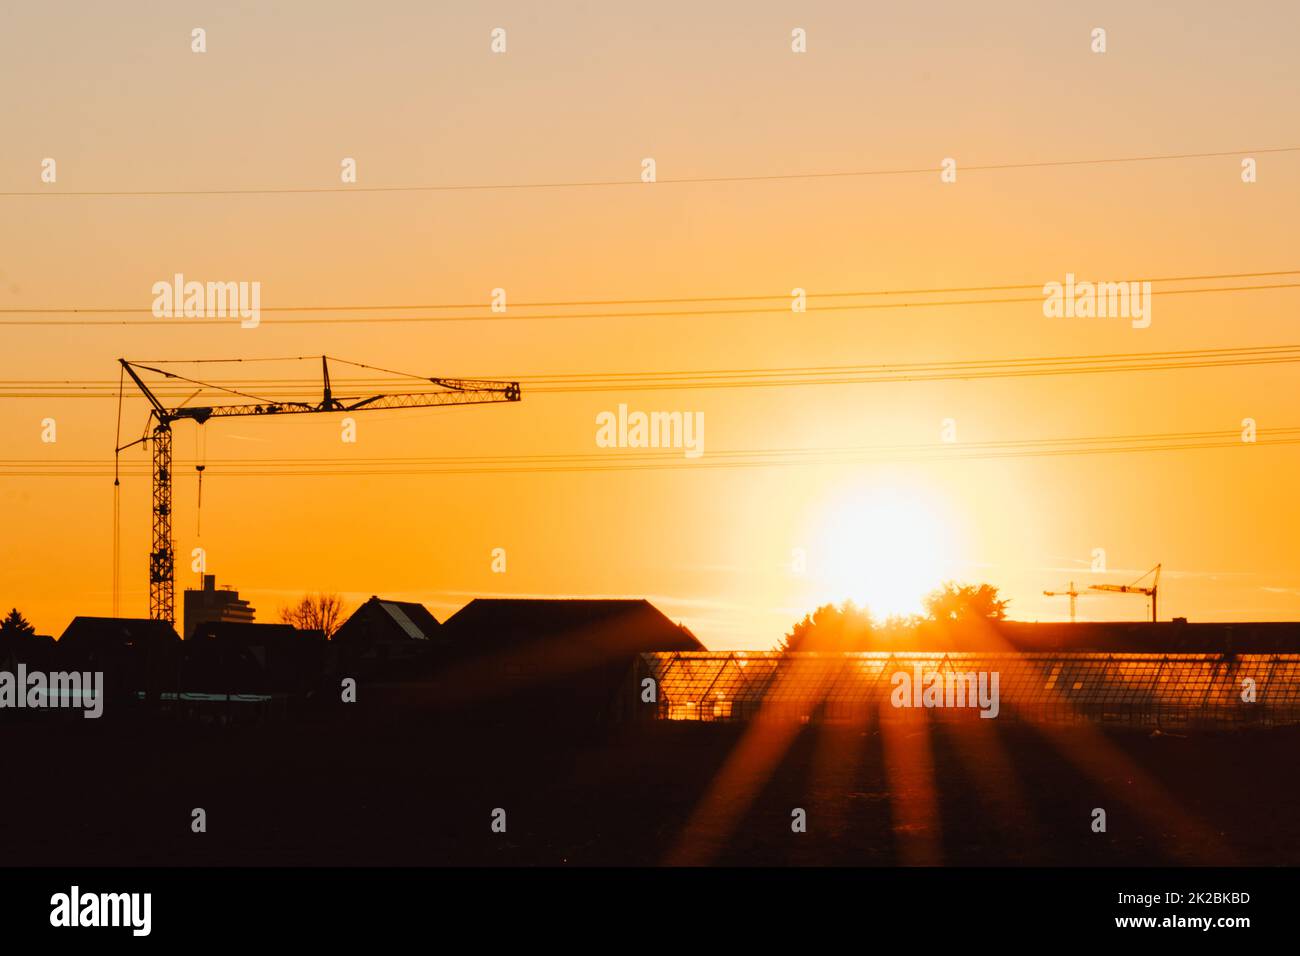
[183,574,255,639]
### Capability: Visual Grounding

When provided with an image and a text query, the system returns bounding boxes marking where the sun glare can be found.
[812,487,952,618]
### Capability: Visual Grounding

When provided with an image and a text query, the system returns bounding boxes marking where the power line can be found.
[2,280,1298,327]
[4,425,1294,477]
[13,342,1300,380]
[3,268,1297,314]
[2,146,1296,198]
[6,344,1300,397]
[5,438,1292,476]
[17,428,1298,464]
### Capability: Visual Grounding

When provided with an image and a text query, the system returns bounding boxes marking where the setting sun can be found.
[811,486,954,618]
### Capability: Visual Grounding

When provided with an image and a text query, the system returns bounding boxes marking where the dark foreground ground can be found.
[2,710,1296,866]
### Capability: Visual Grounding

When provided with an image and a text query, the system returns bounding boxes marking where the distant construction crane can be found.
[1089,563,1162,623]
[116,356,521,625]
[1042,581,1092,623]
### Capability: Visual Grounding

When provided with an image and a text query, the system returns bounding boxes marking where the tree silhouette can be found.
[278,593,348,639]
[778,601,875,652]
[779,583,1008,651]
[0,608,36,641]
[922,582,1009,622]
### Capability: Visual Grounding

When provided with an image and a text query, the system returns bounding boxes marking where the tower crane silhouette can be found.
[115,356,520,625]
[1089,563,1162,623]
[1042,581,1092,623]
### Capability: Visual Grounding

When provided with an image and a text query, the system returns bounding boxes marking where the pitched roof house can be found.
[442,598,700,654]
[432,598,703,720]
[56,617,182,708]
[332,597,444,677]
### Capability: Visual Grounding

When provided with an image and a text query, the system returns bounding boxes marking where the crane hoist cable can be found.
[195,426,206,539]
[113,364,124,617]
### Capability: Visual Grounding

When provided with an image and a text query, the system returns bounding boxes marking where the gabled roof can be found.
[442,598,704,655]
[58,616,181,649]
[377,601,434,639]
[335,596,442,644]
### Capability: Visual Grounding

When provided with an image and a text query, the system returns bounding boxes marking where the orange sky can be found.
[3,1,1299,647]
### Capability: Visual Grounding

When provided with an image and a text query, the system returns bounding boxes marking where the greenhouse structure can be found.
[632,651,1300,729]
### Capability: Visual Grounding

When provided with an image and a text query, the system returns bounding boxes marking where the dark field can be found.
[4,706,1297,867]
